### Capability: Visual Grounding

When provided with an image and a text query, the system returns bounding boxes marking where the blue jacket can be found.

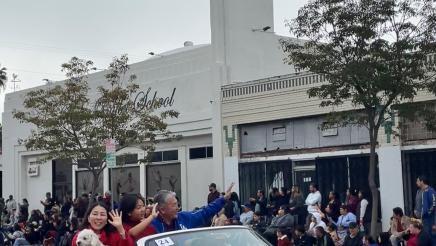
[421,186,436,219]
[151,197,226,233]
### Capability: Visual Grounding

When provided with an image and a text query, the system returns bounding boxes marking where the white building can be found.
[2,0,294,212]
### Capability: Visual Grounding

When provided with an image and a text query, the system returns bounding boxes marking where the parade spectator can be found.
[289,185,305,225]
[326,224,343,246]
[356,190,370,233]
[308,212,327,236]
[345,189,359,215]
[314,226,334,246]
[18,198,29,222]
[406,219,432,246]
[389,207,410,246]
[342,222,363,246]
[414,187,423,219]
[211,208,227,227]
[61,196,72,220]
[207,183,220,204]
[71,201,134,246]
[0,197,5,225]
[224,191,241,219]
[305,183,322,226]
[294,225,316,246]
[278,187,290,208]
[252,189,267,216]
[150,183,234,233]
[6,195,17,215]
[277,227,292,246]
[329,205,356,239]
[326,191,341,222]
[416,175,436,238]
[119,194,157,241]
[240,203,254,225]
[362,235,377,246]
[103,191,118,210]
[40,192,54,215]
[269,187,281,213]
[263,205,295,245]
[249,211,267,234]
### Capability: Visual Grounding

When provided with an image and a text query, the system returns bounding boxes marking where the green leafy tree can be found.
[14,55,179,194]
[281,0,436,236]
[0,65,7,89]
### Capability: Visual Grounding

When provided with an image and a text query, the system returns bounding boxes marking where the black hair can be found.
[277,227,288,235]
[295,225,305,234]
[279,205,290,214]
[310,183,318,190]
[364,235,376,244]
[257,190,265,196]
[392,207,404,217]
[271,187,279,193]
[315,226,326,234]
[327,223,337,231]
[119,194,145,223]
[349,188,358,196]
[281,187,288,194]
[417,175,430,185]
[79,201,116,233]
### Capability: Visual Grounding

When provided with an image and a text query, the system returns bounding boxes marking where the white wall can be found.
[377,146,404,230]
[186,158,215,210]
[23,159,53,212]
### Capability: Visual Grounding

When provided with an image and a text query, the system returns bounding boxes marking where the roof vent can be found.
[184,41,194,47]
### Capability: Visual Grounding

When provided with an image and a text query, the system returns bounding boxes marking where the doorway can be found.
[293,161,316,196]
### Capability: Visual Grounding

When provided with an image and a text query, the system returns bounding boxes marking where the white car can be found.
[136,225,272,246]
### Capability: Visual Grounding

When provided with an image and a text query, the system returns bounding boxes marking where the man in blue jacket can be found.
[416,175,436,245]
[151,183,234,233]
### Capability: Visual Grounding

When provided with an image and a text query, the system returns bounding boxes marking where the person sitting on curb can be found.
[150,182,234,233]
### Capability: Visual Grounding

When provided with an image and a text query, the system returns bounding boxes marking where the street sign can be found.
[105,138,116,168]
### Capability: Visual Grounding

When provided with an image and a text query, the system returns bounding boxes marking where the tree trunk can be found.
[368,124,380,238]
[91,170,100,204]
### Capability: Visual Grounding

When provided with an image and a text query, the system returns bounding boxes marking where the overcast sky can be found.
[0,0,308,116]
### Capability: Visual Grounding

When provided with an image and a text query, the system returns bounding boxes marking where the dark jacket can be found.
[294,234,316,246]
[150,197,226,233]
[421,186,436,219]
[417,230,433,246]
[256,196,268,216]
[316,234,335,246]
[343,232,363,246]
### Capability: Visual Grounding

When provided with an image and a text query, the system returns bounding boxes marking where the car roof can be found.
[136,226,251,245]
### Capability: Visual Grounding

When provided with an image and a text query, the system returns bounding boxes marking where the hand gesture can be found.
[108,210,123,230]
[151,204,159,219]
[224,182,235,200]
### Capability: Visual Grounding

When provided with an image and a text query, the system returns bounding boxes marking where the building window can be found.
[272,127,286,141]
[189,146,213,159]
[152,150,179,162]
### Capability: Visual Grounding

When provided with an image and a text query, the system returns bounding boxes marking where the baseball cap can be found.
[349,222,358,229]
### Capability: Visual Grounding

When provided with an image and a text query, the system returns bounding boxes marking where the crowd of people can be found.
[206,176,435,246]
[0,176,433,246]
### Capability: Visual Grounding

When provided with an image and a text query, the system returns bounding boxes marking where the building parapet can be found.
[221,71,326,100]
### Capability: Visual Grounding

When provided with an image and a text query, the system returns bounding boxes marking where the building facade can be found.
[220,71,436,230]
[2,0,295,211]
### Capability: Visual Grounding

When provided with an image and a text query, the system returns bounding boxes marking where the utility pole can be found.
[11,73,20,92]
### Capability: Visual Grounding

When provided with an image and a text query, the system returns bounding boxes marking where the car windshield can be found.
[144,228,270,246]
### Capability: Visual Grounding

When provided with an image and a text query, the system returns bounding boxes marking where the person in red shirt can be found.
[119,194,158,241]
[276,227,292,246]
[71,201,133,246]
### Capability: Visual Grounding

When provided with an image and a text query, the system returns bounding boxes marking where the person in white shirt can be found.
[305,183,322,226]
[240,203,254,226]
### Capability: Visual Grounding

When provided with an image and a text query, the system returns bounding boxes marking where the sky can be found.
[0,0,308,117]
